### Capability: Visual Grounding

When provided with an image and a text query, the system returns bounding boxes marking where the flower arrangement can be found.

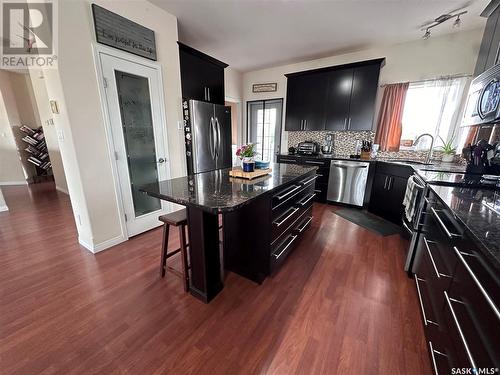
[236,143,257,159]
[236,143,258,172]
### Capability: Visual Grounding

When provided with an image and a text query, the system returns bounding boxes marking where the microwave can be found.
[462,64,500,126]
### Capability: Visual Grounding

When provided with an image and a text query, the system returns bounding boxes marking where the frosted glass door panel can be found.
[115,70,161,217]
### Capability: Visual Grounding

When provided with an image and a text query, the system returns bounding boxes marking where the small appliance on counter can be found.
[297,141,320,155]
[321,134,334,155]
[462,139,500,175]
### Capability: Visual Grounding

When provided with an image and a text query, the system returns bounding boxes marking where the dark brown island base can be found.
[141,163,318,303]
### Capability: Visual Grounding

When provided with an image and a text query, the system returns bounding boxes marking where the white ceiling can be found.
[150,0,490,72]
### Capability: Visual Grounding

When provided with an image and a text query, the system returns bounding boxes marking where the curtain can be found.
[374,82,409,152]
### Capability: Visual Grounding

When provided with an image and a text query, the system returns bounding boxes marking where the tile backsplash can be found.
[286,130,464,163]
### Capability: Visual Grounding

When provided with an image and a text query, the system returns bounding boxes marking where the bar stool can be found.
[159,209,190,292]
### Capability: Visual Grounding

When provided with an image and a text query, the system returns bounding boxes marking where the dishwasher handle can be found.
[330,160,369,168]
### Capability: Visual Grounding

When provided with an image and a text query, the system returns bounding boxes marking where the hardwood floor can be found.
[0,182,431,374]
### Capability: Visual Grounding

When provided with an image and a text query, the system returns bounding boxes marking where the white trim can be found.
[55,186,69,194]
[78,234,127,254]
[0,181,28,186]
[0,204,8,212]
[91,43,171,240]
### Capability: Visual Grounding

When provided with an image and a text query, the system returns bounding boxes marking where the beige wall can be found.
[0,70,27,184]
[28,71,68,193]
[35,0,183,251]
[242,28,484,152]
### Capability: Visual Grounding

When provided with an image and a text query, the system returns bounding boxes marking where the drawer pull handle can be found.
[428,341,447,375]
[275,185,301,201]
[274,235,297,259]
[444,291,476,369]
[305,160,325,165]
[298,193,316,207]
[415,277,439,327]
[453,247,500,320]
[297,216,312,233]
[423,237,450,279]
[430,207,461,239]
[274,207,299,227]
[300,175,319,186]
[316,174,323,177]
[314,189,322,193]
[280,158,296,162]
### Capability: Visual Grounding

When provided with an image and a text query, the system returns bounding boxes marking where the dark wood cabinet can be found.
[276,155,330,202]
[324,68,353,131]
[368,162,412,224]
[285,72,329,131]
[285,59,383,132]
[412,189,500,374]
[178,42,227,105]
[348,64,381,131]
[474,2,500,76]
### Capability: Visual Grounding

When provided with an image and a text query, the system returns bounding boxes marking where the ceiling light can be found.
[423,29,431,40]
[453,15,462,28]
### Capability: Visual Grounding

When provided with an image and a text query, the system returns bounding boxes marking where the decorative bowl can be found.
[255,160,270,169]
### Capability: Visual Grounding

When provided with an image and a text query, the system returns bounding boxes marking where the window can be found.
[400,77,469,150]
[247,99,283,162]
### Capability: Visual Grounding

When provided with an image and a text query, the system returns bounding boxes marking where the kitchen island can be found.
[141,163,318,303]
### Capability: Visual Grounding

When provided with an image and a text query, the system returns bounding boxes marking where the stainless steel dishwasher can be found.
[327,160,370,206]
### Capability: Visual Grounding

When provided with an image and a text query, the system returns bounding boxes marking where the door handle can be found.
[207,87,211,102]
[209,117,216,160]
[303,119,307,130]
[344,118,348,130]
[348,117,351,129]
[215,117,221,159]
[383,176,388,189]
[157,158,166,164]
[204,87,208,101]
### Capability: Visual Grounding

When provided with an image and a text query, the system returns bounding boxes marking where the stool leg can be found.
[160,223,170,277]
[179,224,189,292]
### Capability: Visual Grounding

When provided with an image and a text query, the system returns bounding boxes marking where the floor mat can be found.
[333,208,402,236]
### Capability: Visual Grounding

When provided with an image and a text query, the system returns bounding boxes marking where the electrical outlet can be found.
[57,129,64,141]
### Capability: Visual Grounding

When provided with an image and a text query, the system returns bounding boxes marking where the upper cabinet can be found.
[474,1,500,76]
[285,59,384,132]
[178,42,228,105]
[285,71,329,131]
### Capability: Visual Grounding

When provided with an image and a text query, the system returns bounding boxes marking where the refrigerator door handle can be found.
[215,117,221,159]
[209,117,216,160]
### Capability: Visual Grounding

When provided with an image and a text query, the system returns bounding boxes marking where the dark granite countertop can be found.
[278,153,467,173]
[140,163,317,214]
[430,185,500,268]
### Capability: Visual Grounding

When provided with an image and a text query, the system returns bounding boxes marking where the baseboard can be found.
[0,181,27,186]
[56,186,69,194]
[0,204,9,212]
[78,234,127,254]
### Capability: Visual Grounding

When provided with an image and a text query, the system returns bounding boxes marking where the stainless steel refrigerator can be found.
[183,99,232,174]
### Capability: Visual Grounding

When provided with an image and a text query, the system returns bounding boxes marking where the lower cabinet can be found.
[413,189,500,374]
[223,170,316,283]
[277,155,330,202]
[368,162,412,225]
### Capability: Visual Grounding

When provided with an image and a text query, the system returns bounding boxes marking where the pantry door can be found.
[99,51,171,237]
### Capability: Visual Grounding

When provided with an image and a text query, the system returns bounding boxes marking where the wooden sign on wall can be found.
[252,83,278,93]
[92,4,157,61]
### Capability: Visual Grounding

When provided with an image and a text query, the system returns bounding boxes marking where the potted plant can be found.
[438,135,456,163]
[236,143,257,172]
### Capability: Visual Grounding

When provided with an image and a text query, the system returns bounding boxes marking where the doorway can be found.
[247,99,283,162]
[97,50,172,237]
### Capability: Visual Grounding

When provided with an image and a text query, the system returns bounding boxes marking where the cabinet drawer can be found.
[376,162,413,178]
[277,156,300,164]
[272,191,315,241]
[272,183,303,209]
[270,206,313,273]
[301,158,330,168]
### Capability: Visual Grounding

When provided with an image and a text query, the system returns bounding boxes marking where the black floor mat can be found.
[333,208,402,236]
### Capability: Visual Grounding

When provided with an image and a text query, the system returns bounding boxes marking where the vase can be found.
[242,157,255,172]
[441,154,454,163]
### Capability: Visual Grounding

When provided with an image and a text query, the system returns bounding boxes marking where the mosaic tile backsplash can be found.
[286,130,464,163]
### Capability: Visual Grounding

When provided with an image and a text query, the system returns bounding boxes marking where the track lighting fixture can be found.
[421,10,467,39]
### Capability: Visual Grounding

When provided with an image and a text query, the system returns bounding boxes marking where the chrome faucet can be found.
[414,133,435,164]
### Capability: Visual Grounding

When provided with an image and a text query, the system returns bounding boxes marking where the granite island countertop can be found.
[430,185,500,268]
[140,163,317,214]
